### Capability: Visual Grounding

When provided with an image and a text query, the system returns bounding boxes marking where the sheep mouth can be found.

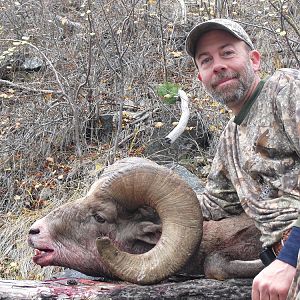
[33,248,54,266]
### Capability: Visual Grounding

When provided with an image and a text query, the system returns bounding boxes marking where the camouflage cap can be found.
[186,18,254,58]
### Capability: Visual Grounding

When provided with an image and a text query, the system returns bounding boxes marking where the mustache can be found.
[211,71,240,88]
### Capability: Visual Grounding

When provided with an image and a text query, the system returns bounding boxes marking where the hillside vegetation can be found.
[0,0,299,279]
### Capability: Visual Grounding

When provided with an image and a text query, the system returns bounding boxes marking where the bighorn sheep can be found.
[28,157,263,284]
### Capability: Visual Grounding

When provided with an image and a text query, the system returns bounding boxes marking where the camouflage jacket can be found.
[198,68,300,247]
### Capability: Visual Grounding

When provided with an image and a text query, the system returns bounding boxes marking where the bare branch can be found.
[0,79,62,94]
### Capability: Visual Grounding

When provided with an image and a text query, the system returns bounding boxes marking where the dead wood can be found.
[0,277,253,299]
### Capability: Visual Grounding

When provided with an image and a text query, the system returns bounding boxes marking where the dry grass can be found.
[0,210,59,280]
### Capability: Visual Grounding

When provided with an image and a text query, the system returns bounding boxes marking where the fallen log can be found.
[0,277,253,299]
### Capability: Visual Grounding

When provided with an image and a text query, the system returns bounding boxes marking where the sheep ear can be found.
[136,221,161,245]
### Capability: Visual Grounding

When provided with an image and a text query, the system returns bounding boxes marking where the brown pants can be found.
[287,251,300,300]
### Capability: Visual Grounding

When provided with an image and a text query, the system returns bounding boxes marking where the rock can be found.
[39,187,53,200]
[144,115,210,162]
[53,268,108,281]
[21,57,45,72]
[166,163,205,195]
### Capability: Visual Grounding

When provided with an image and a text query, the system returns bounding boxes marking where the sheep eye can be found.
[93,214,106,223]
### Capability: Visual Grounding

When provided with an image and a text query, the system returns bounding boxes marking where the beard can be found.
[204,59,255,106]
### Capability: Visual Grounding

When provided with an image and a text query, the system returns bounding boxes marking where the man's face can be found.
[195,30,258,107]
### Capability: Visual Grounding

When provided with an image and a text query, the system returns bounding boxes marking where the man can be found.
[185,18,300,300]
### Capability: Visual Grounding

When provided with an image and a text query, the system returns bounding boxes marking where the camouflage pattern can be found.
[186,18,254,58]
[197,68,300,247]
[287,250,300,299]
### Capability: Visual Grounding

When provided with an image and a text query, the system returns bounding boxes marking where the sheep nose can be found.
[29,228,40,235]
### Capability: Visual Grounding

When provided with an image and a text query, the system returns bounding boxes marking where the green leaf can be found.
[157,82,179,104]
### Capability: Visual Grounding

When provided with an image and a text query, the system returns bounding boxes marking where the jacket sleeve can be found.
[272,69,300,200]
[198,145,244,220]
[275,68,300,158]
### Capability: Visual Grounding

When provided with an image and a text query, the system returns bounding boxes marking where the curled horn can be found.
[96,157,203,284]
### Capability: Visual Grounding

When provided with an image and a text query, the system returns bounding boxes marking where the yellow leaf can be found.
[210,101,220,107]
[34,183,42,189]
[209,125,218,132]
[171,51,182,58]
[44,93,52,101]
[61,17,68,25]
[148,0,156,4]
[155,122,164,128]
[95,163,103,171]
[186,126,195,131]
[46,157,54,163]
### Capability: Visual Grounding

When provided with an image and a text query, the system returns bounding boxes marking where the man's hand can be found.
[252,259,296,300]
